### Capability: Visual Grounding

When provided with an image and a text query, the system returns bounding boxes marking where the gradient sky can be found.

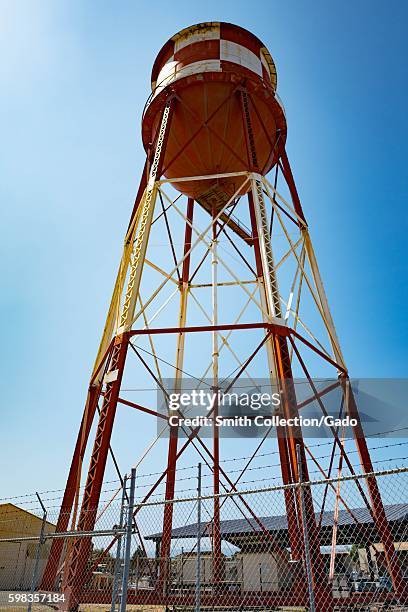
[1,0,407,499]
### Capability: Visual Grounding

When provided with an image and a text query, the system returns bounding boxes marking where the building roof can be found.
[0,503,56,538]
[146,503,408,548]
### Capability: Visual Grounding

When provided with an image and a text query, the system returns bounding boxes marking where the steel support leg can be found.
[58,99,174,610]
[40,384,102,590]
[62,336,129,610]
[211,213,223,587]
[159,199,194,589]
[344,378,408,600]
[248,190,303,563]
[248,168,331,608]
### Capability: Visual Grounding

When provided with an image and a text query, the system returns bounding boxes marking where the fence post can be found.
[119,467,136,612]
[27,493,47,612]
[296,444,316,612]
[111,474,128,612]
[135,556,139,591]
[195,462,202,612]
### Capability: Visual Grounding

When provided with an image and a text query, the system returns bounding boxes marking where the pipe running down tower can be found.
[41,22,407,610]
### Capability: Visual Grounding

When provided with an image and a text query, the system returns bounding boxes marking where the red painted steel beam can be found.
[40,387,100,590]
[278,146,307,225]
[189,196,252,283]
[317,396,345,528]
[139,332,276,542]
[211,216,222,587]
[42,152,149,593]
[273,334,332,609]
[62,335,129,609]
[77,429,203,594]
[159,199,194,591]
[289,334,407,598]
[128,321,288,337]
[158,190,181,282]
[297,379,341,410]
[240,92,330,601]
[166,432,293,568]
[181,198,194,284]
[304,444,360,523]
[192,434,304,574]
[118,397,298,578]
[220,225,257,276]
[40,340,113,591]
[269,195,300,227]
[290,327,347,374]
[117,396,167,420]
[288,335,372,511]
[341,375,408,598]
[59,99,175,609]
[210,208,254,245]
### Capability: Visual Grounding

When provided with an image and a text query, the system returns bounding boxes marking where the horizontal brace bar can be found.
[158,171,250,184]
[190,280,257,288]
[128,321,288,337]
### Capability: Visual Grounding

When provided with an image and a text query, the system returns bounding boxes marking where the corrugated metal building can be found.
[146,503,408,591]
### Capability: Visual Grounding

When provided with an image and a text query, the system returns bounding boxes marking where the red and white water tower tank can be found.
[142,22,287,210]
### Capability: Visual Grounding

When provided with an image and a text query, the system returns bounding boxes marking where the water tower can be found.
[41,22,405,610]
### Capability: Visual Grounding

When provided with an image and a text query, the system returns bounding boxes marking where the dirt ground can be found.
[0,605,165,612]
[78,607,165,612]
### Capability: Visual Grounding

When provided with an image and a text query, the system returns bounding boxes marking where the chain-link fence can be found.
[1,466,408,611]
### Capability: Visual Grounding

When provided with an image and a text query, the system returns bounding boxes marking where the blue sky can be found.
[1,0,407,499]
